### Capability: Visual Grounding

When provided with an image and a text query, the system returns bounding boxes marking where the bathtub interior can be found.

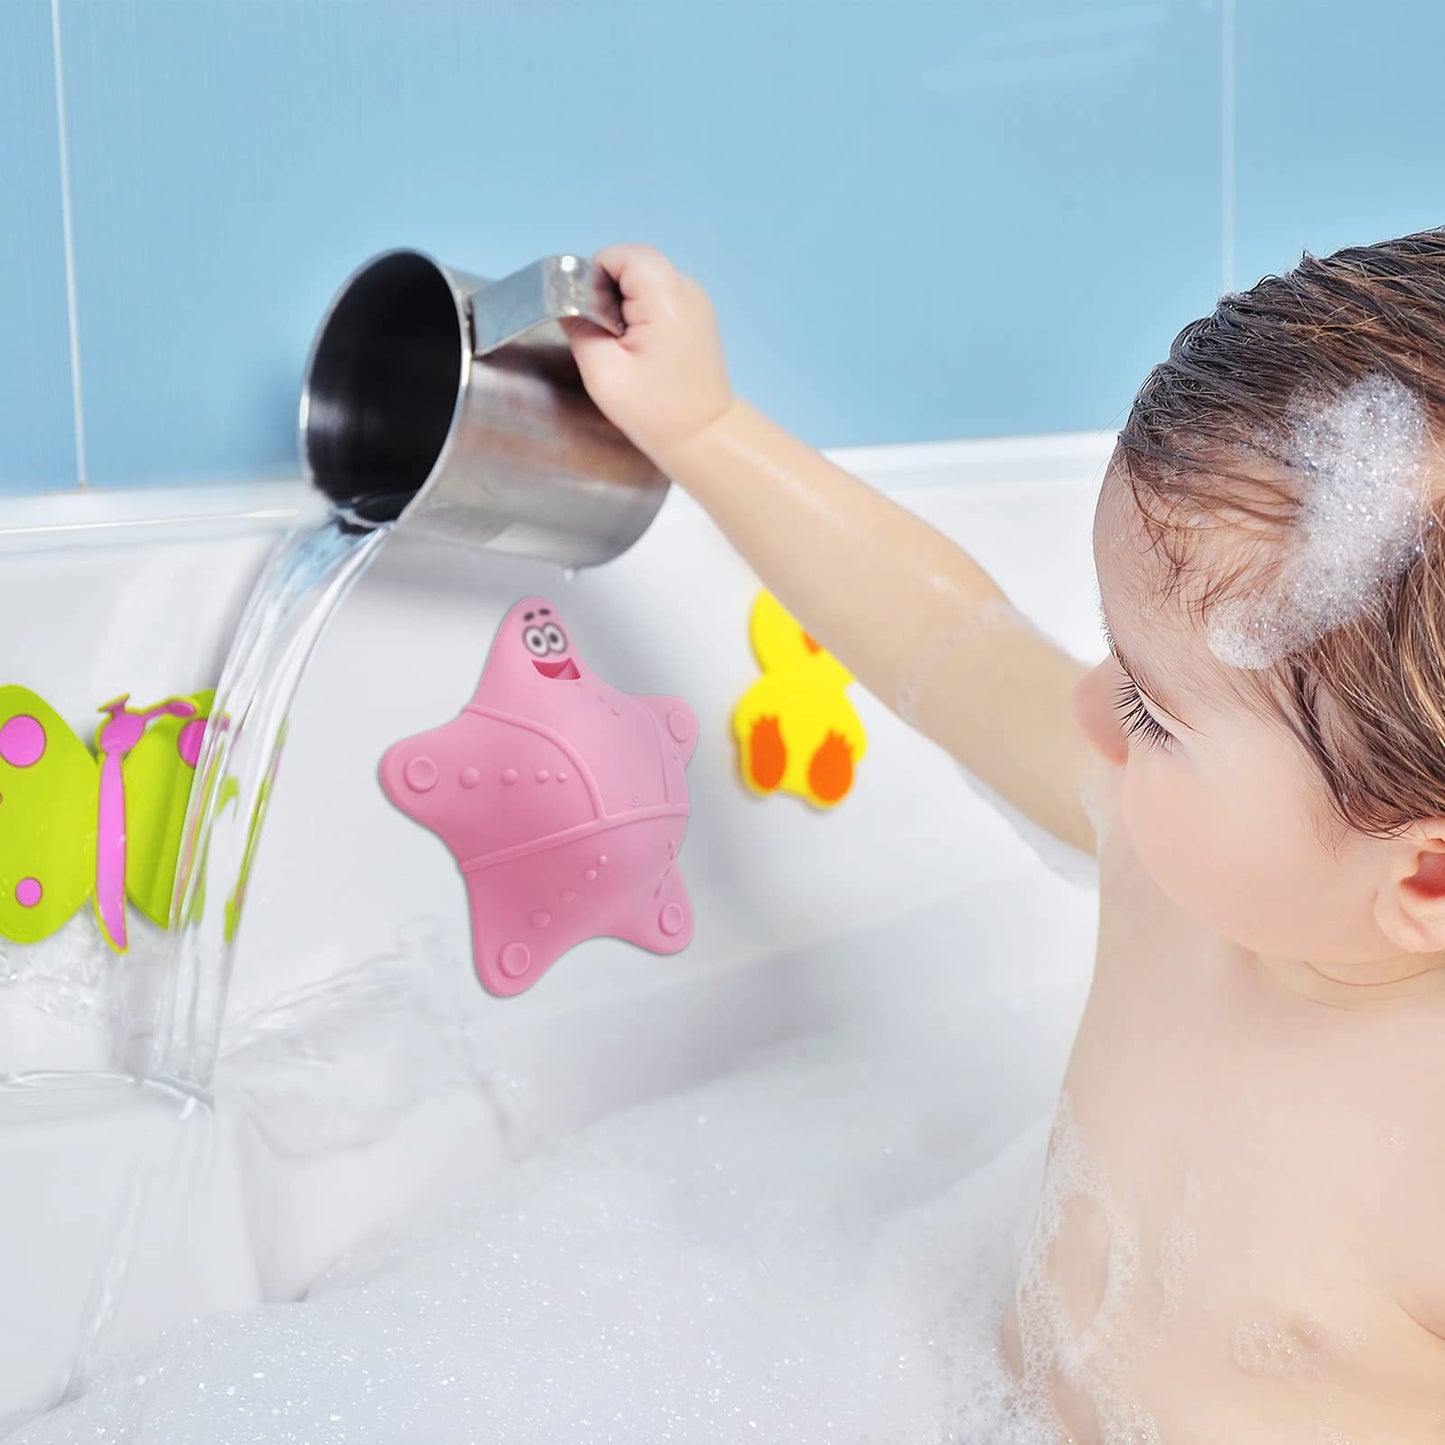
[0,435,1109,1435]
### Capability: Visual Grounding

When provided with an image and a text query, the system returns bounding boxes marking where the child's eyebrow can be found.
[1099,607,1190,728]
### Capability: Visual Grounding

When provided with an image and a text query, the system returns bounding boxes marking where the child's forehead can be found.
[1092,466,1180,607]
[1099,585,1262,731]
[1097,586,1209,719]
[1093,461,1272,616]
[1093,470,1262,717]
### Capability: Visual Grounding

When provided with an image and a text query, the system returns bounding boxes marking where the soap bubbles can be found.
[1206,374,1429,669]
[11,1020,1077,1444]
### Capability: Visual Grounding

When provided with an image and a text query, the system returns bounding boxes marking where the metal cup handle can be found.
[469,254,625,358]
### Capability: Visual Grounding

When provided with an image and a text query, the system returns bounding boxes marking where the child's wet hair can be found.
[1113,228,1445,838]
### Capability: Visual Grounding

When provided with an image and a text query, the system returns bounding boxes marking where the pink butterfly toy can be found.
[379,597,697,996]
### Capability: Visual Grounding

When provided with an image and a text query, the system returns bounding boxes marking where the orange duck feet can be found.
[807,730,854,805]
[747,715,787,791]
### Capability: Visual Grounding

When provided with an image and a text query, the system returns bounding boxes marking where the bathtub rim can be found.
[0,429,1116,554]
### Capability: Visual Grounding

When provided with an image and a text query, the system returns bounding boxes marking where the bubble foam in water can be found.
[1206,374,1429,669]
[11,1030,1074,1445]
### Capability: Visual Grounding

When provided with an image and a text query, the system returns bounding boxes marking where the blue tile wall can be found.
[5,0,1439,495]
[3,0,1226,493]
[0,0,78,490]
[1233,0,1445,288]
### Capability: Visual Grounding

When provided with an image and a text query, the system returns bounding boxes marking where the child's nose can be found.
[1072,659,1129,765]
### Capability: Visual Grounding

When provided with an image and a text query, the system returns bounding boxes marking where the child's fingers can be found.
[559,315,626,381]
[592,241,674,282]
[558,315,608,342]
[591,242,677,325]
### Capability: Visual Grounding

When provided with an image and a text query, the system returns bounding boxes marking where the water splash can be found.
[146,516,391,1088]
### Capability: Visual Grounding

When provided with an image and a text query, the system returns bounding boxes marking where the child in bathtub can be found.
[564,234,1445,1443]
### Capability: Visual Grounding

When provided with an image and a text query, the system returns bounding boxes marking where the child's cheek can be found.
[1120,754,1196,896]
[1119,750,1345,956]
[1119,753,1268,940]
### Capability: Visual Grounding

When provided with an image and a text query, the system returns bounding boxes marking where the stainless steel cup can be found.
[298,250,669,567]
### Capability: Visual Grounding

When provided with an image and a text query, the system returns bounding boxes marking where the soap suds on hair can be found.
[1206,375,1430,669]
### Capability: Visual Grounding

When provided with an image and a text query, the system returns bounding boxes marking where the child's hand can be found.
[562,243,735,467]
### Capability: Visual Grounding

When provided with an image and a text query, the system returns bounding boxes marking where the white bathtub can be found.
[0,431,1109,1435]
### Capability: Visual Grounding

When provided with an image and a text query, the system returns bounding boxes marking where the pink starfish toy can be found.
[379,597,697,996]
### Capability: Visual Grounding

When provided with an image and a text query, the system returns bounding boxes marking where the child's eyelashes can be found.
[1113,678,1175,752]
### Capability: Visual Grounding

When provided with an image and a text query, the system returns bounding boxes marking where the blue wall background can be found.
[1,0,1441,494]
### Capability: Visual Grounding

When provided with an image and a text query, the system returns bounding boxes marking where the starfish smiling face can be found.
[518,602,581,681]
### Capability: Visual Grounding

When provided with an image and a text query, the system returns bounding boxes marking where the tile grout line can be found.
[1220,0,1237,296]
[49,0,88,490]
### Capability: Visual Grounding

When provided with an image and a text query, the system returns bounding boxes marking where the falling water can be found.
[145,515,391,1088]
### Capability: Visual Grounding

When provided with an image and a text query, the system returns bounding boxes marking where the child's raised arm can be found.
[565,245,1094,855]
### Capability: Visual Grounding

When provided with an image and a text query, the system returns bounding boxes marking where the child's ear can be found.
[1375,824,1445,953]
